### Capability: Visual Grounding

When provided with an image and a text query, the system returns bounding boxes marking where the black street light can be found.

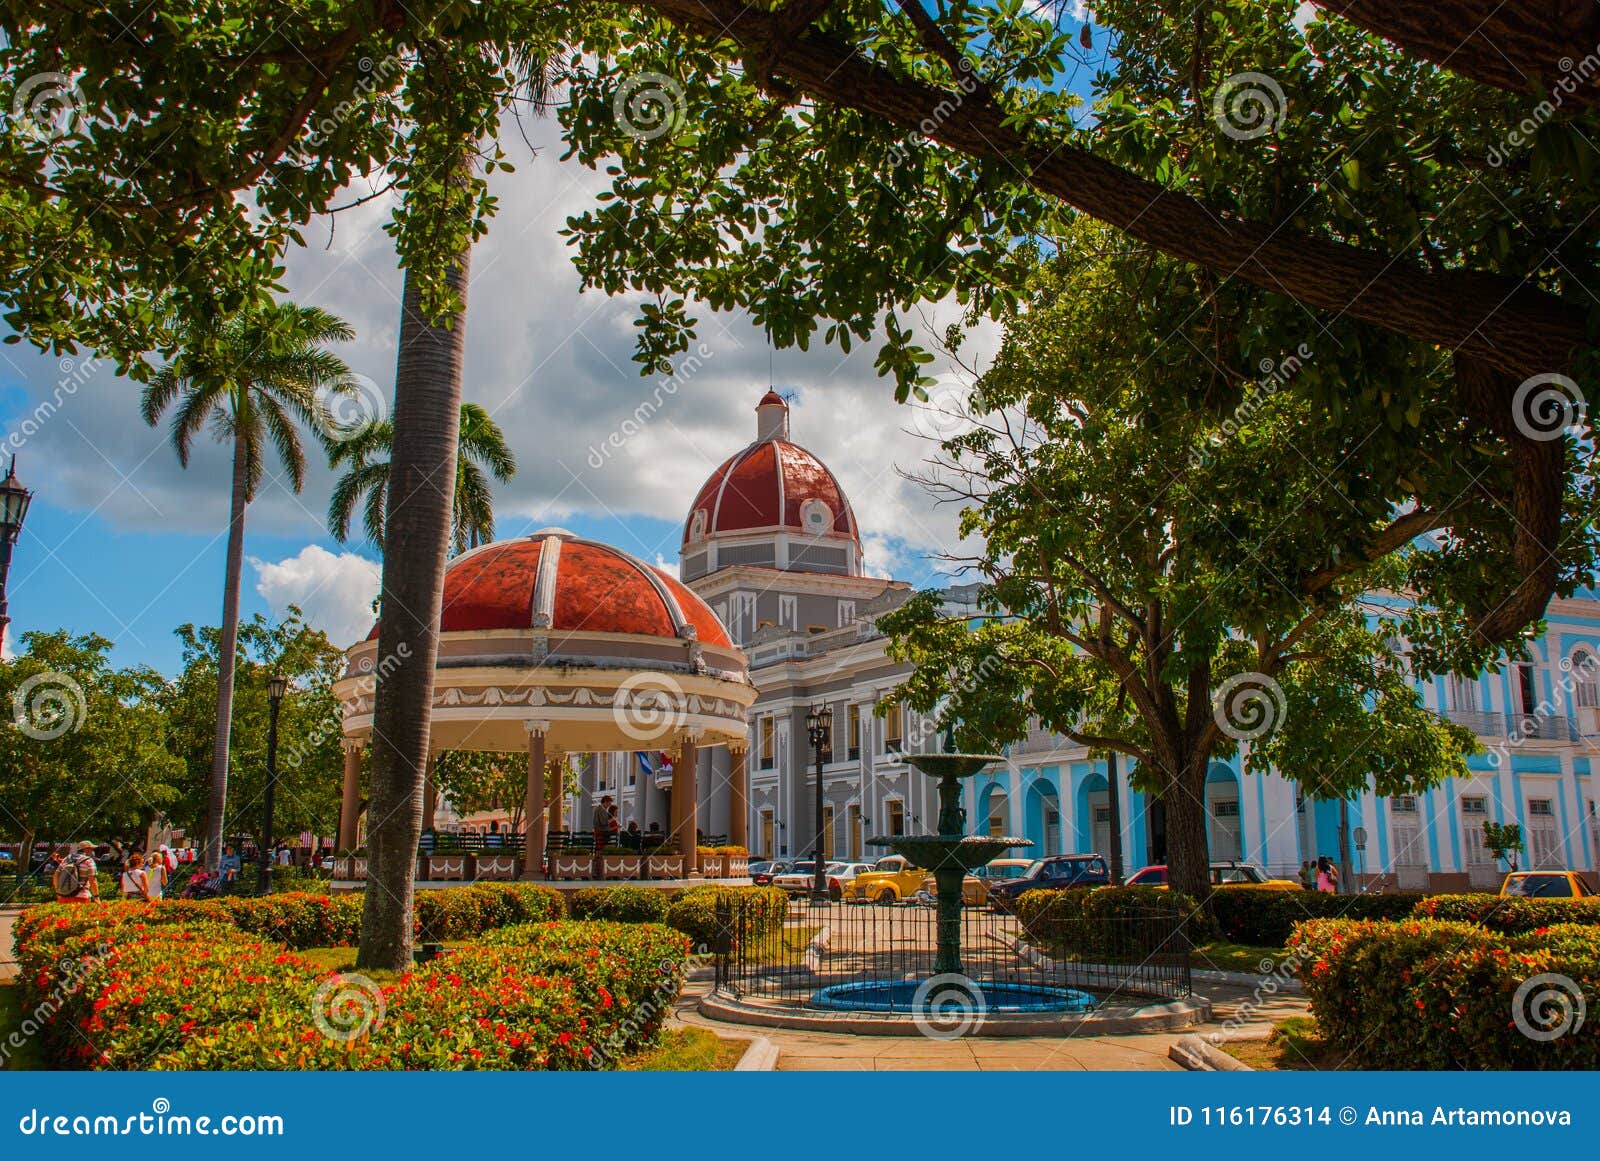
[257,671,288,896]
[0,458,34,657]
[805,704,833,906]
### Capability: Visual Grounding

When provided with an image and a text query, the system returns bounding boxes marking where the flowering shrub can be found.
[569,885,670,924]
[1288,917,1600,1068]
[1208,887,1421,946]
[663,885,788,949]
[222,893,365,947]
[1411,892,1600,933]
[14,908,690,1071]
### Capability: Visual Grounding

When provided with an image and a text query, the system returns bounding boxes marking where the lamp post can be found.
[256,671,288,895]
[805,704,833,906]
[0,458,34,656]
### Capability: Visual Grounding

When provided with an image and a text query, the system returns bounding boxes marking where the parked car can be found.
[750,859,794,886]
[986,854,1111,912]
[771,861,825,896]
[918,857,1037,906]
[842,854,928,904]
[1501,870,1595,898]
[1125,861,1299,891]
[825,861,876,901]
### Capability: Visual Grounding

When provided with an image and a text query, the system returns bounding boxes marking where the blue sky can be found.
[0,121,982,674]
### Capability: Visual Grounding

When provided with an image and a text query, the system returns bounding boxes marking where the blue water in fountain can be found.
[808,980,1096,1013]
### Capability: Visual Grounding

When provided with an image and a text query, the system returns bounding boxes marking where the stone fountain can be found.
[868,747,1031,977]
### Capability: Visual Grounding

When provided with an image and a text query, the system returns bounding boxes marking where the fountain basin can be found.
[807,979,1096,1014]
[901,752,1007,780]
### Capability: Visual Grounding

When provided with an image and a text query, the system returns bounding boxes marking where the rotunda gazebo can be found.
[333,528,757,881]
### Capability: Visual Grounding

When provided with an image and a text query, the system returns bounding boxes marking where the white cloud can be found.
[251,545,380,649]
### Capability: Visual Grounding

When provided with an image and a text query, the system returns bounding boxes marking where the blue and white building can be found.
[575,390,1600,889]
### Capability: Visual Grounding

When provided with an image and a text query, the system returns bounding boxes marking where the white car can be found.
[772,861,870,899]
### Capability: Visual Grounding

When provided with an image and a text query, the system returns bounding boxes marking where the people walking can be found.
[1299,860,1316,890]
[1315,855,1337,893]
[120,852,153,901]
[53,841,99,905]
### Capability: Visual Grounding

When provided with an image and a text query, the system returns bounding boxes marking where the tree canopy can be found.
[877,233,1480,900]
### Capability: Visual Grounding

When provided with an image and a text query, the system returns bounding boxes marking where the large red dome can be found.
[367,529,731,648]
[682,392,860,548]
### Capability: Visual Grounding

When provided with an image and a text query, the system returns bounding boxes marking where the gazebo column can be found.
[522,721,549,878]
[338,742,362,852]
[547,750,566,838]
[421,756,438,832]
[676,732,701,873]
[728,742,749,851]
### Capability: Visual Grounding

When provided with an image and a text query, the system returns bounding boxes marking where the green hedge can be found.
[1411,893,1600,933]
[1016,886,1208,958]
[1289,917,1600,1068]
[15,911,689,1070]
[1207,887,1423,946]
[662,885,789,949]
[569,885,670,924]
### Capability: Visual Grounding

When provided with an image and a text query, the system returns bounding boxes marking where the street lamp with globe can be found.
[0,459,34,656]
[805,704,833,906]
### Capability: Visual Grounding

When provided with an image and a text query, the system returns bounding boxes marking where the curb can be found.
[733,1035,780,1071]
[1009,935,1302,994]
[698,990,1211,1037]
[1192,967,1302,993]
[1170,1034,1253,1072]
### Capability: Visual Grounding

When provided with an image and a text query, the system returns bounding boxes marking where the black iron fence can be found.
[710,896,1192,1009]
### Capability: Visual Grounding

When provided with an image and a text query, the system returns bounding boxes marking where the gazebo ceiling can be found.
[337,529,754,755]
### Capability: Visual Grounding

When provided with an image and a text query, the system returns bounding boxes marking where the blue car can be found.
[987,854,1111,912]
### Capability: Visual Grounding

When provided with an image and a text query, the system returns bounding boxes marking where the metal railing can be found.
[1441,708,1579,741]
[709,895,1191,1009]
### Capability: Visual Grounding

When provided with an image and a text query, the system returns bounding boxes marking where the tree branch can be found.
[623,0,1586,377]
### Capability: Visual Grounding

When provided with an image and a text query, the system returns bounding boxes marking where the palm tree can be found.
[141,302,355,871]
[358,43,554,971]
[328,402,515,555]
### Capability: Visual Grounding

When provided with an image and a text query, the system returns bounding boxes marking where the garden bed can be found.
[13,902,692,1070]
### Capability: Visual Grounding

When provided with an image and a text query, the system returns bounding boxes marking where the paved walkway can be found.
[674,979,1306,1070]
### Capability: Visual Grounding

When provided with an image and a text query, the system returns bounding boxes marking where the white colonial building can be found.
[567,390,1600,890]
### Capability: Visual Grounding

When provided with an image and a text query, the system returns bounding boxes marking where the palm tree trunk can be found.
[357,153,472,971]
[203,426,249,871]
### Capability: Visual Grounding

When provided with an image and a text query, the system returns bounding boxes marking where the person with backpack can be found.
[53,841,99,904]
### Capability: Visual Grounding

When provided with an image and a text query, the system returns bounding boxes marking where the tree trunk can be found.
[1162,758,1213,907]
[1312,0,1600,108]
[356,158,472,971]
[15,823,33,888]
[202,425,250,871]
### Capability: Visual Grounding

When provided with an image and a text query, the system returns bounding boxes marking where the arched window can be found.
[1571,649,1599,708]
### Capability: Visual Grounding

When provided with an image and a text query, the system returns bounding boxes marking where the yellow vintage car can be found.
[842,855,926,904]
[1125,861,1301,891]
[918,858,1036,906]
[1501,870,1595,898]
